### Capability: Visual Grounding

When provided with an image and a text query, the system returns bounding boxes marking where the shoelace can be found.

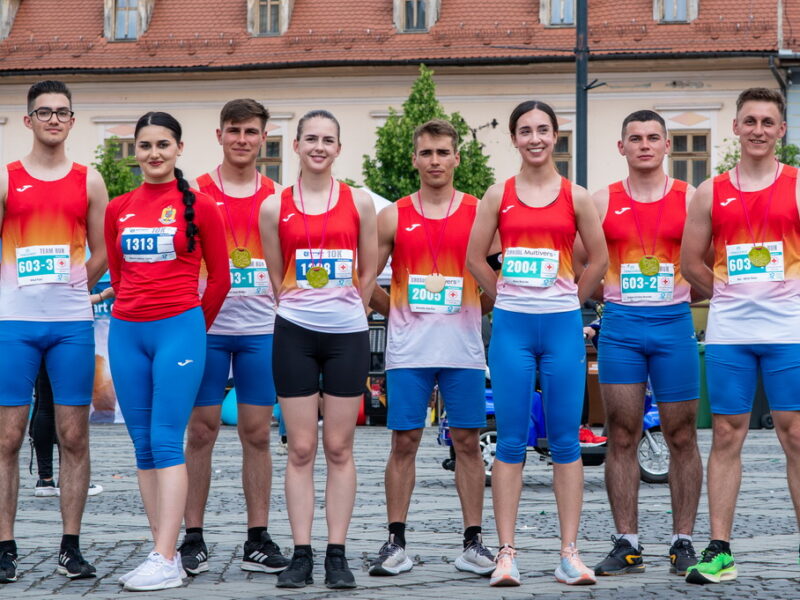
[674,539,696,558]
[495,544,516,564]
[136,555,167,576]
[699,547,721,563]
[376,541,402,561]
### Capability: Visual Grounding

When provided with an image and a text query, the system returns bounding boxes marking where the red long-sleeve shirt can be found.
[105,181,230,328]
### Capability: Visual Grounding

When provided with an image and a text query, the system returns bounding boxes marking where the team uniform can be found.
[194,173,278,407]
[705,165,800,413]
[105,181,229,470]
[0,161,94,407]
[598,179,699,402]
[272,183,369,398]
[488,176,584,465]
[385,193,485,430]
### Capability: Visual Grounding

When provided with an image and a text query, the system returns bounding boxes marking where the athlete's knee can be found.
[150,428,186,469]
[390,429,422,459]
[549,438,581,464]
[187,416,221,449]
[711,415,748,452]
[288,438,317,468]
[663,422,698,453]
[450,428,480,457]
[775,419,800,456]
[323,439,354,468]
[237,420,270,451]
[57,426,89,457]
[606,421,641,451]
[495,438,527,464]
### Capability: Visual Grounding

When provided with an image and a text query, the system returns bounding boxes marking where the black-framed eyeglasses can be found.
[29,108,74,123]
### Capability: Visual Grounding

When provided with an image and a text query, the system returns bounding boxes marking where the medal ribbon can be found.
[297,177,335,269]
[417,188,456,275]
[735,159,780,250]
[216,166,260,251]
[625,175,669,258]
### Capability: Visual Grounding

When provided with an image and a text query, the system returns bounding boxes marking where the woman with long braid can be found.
[104,112,230,591]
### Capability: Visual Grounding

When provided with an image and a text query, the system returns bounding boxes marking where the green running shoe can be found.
[685,542,737,584]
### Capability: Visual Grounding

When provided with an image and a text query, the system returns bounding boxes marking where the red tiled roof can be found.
[0,0,795,74]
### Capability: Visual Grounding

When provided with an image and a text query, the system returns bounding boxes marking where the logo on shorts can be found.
[177,359,194,367]
[159,206,177,225]
[720,197,736,207]
[614,207,631,215]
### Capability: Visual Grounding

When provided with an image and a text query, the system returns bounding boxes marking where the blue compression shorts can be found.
[706,344,800,414]
[488,308,585,465]
[195,334,276,407]
[0,320,94,407]
[109,307,206,470]
[598,302,699,402]
[386,367,486,431]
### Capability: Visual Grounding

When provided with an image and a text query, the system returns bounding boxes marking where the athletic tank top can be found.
[197,173,277,336]
[385,194,485,370]
[276,182,366,333]
[495,176,580,314]
[0,161,92,321]
[603,179,691,306]
[706,165,800,344]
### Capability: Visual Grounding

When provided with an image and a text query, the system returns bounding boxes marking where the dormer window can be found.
[655,0,698,23]
[405,1,426,31]
[104,0,154,41]
[541,0,574,27]
[0,0,21,40]
[394,0,439,33]
[248,0,293,36]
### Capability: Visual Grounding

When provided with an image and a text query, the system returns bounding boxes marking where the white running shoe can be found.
[123,552,184,592]
[554,543,597,585]
[490,545,520,586]
[455,534,495,576]
[368,534,413,576]
[87,483,103,496]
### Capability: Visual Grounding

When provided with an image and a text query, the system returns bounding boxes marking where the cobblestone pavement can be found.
[2,425,798,599]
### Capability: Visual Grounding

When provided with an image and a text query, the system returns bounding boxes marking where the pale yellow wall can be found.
[0,64,775,195]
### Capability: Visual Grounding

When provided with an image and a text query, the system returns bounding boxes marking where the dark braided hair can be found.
[134,111,198,252]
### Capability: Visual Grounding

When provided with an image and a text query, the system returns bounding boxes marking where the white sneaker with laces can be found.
[490,545,520,586]
[123,552,184,591]
[554,543,596,585]
[368,534,413,576]
[455,534,495,576]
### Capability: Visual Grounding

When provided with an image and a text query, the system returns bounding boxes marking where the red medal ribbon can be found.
[216,165,260,251]
[734,159,781,249]
[625,175,669,258]
[416,188,457,275]
[297,177,335,268]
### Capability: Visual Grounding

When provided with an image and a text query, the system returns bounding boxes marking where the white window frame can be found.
[247,0,293,36]
[103,0,154,41]
[393,0,440,33]
[0,0,21,40]
[540,0,575,28]
[654,0,699,23]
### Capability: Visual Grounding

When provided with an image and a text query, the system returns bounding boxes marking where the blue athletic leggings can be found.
[488,307,585,464]
[109,307,206,470]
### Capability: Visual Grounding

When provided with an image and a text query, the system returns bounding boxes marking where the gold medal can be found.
[306,265,329,288]
[230,248,252,269]
[638,255,660,277]
[748,246,771,268]
[425,273,446,293]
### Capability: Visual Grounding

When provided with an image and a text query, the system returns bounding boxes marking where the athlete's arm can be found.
[353,188,378,312]
[259,192,284,304]
[84,167,110,289]
[573,184,608,305]
[0,167,7,231]
[369,203,397,317]
[197,194,231,329]
[103,199,122,293]
[573,187,608,301]
[478,231,501,314]
[467,183,502,301]
[681,179,715,299]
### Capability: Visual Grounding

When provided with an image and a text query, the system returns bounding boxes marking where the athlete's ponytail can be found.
[134,111,197,252]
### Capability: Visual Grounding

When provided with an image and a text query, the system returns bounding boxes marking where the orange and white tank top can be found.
[0,161,92,321]
[197,172,277,336]
[277,182,366,333]
[707,165,800,344]
[386,194,485,370]
[602,179,691,306]
[495,176,579,314]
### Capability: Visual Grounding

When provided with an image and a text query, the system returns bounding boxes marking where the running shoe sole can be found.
[685,566,737,584]
[241,561,286,574]
[595,564,645,576]
[489,573,521,586]
[276,577,313,588]
[56,565,96,579]
[183,562,209,576]
[454,556,495,576]
[368,557,413,576]
[554,565,596,585]
[34,488,59,497]
[326,578,357,589]
[123,577,183,592]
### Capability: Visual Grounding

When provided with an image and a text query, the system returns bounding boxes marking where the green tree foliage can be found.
[92,137,141,199]
[363,64,494,201]
[716,138,800,174]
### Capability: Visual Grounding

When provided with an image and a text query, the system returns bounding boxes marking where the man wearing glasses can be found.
[0,80,108,584]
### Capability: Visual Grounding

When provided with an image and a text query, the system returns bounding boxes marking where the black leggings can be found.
[29,362,57,480]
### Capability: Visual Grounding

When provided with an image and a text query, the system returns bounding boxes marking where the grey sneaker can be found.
[368,534,413,576]
[455,534,495,576]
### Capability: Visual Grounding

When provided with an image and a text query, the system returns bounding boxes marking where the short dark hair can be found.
[621,110,667,139]
[509,100,559,136]
[413,119,460,152]
[736,87,786,117]
[296,109,340,142]
[220,99,270,130]
[27,80,72,112]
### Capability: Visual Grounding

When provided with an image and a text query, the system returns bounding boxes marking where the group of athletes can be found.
[0,79,797,592]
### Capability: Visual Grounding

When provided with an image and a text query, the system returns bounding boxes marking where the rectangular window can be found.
[257,0,281,35]
[115,0,138,40]
[554,132,571,179]
[662,0,688,22]
[550,0,574,26]
[670,131,709,187]
[257,136,282,183]
[404,0,426,31]
[108,138,142,177]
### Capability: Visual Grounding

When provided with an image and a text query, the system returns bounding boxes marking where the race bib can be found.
[501,247,559,287]
[407,274,463,314]
[16,244,70,286]
[295,248,353,288]
[726,241,784,284]
[229,259,269,297]
[121,227,177,263]
[620,262,674,302]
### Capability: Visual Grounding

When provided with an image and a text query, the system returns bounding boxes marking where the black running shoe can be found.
[594,536,645,576]
[56,546,96,579]
[669,538,698,575]
[276,550,314,588]
[0,550,17,584]
[242,531,289,574]
[324,547,356,589]
[178,532,209,575]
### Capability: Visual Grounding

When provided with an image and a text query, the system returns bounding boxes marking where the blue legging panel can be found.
[109,308,207,470]
[488,308,585,464]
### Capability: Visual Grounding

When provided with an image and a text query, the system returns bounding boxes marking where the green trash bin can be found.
[696,343,712,429]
